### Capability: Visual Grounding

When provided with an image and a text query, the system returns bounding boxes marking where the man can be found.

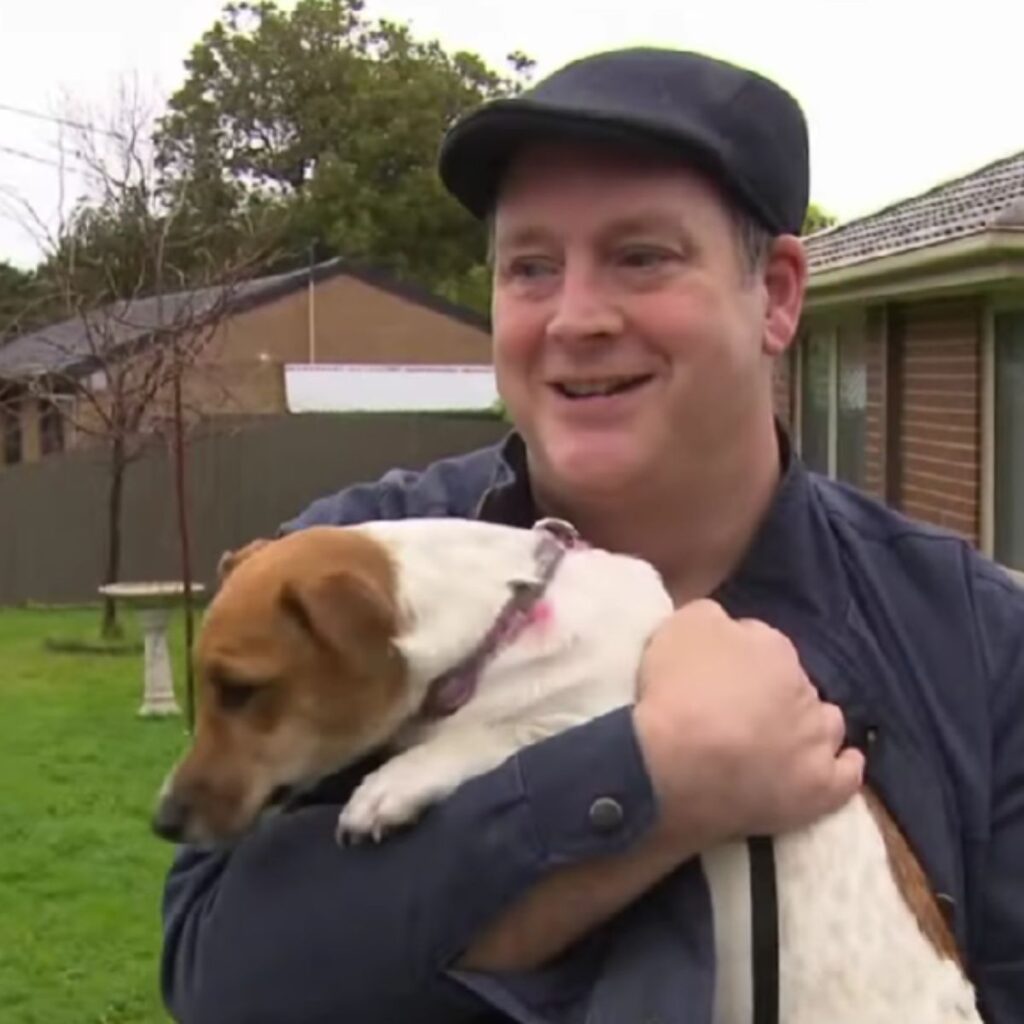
[161,49,1024,1023]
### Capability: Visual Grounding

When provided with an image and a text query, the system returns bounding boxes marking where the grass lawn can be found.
[0,606,192,1024]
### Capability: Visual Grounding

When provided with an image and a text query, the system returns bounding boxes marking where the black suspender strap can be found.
[748,835,780,1024]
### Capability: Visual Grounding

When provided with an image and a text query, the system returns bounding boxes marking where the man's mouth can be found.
[551,374,653,399]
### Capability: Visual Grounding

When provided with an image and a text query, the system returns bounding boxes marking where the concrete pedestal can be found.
[136,605,181,717]
[98,582,205,719]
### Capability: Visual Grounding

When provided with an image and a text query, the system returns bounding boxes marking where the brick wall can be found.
[218,273,491,370]
[894,299,982,543]
[122,271,494,426]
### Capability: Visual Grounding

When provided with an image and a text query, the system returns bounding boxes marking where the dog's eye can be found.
[216,680,260,712]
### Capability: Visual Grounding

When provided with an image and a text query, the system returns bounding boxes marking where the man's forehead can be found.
[492,142,727,237]
[493,210,688,248]
[499,139,706,194]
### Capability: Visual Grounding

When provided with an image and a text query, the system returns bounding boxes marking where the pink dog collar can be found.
[420,519,582,718]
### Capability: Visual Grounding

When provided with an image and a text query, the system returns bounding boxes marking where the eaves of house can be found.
[804,149,1024,312]
[0,258,489,382]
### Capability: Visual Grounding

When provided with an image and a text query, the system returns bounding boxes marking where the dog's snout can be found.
[152,791,191,843]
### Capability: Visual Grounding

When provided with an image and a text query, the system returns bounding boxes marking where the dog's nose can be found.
[152,792,191,843]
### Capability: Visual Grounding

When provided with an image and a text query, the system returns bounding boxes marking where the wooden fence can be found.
[0,413,507,605]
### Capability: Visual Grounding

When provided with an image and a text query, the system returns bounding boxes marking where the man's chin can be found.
[541,448,648,501]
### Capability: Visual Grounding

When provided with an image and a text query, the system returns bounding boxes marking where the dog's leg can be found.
[336,725,527,844]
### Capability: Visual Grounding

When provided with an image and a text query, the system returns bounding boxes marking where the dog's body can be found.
[157,518,981,1023]
[337,517,673,839]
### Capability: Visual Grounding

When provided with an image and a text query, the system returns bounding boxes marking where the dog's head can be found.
[152,526,408,846]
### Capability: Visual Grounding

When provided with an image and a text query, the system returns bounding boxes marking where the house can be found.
[786,149,1024,578]
[0,258,492,465]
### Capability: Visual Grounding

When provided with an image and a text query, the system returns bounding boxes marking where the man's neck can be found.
[531,419,782,606]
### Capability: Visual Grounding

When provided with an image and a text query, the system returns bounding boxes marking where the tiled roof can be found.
[805,149,1024,273]
[0,258,488,379]
[0,264,314,378]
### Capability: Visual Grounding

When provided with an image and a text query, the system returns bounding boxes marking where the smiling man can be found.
[160,49,1024,1024]
[487,142,799,603]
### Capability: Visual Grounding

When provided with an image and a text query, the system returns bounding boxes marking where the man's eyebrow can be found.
[492,212,696,251]
[596,211,694,243]
[492,224,558,250]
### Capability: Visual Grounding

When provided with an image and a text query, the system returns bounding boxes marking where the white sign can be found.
[284,363,499,413]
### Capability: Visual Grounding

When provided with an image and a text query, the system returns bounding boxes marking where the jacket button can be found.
[588,796,624,833]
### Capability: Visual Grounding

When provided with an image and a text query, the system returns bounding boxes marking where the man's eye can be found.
[619,247,674,269]
[506,257,558,280]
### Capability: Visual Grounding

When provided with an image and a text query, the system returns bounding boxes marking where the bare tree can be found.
[0,83,277,720]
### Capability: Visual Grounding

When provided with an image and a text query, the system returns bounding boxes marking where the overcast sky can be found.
[2,0,1022,268]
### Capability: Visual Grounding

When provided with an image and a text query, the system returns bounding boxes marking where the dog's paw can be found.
[335,731,516,847]
[335,755,452,846]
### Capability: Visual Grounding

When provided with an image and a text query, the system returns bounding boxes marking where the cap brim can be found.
[438,100,732,221]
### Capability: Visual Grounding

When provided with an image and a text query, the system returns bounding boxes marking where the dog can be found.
[153,518,981,1023]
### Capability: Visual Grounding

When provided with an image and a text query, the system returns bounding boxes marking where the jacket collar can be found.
[474,424,850,622]
[474,432,537,528]
[713,429,851,622]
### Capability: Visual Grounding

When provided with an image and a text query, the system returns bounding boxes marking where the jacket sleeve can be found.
[971,563,1024,1023]
[160,709,658,1024]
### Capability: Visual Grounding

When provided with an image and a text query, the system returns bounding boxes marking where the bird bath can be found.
[98,582,204,717]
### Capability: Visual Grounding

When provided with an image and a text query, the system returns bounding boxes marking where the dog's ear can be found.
[218,538,272,582]
[280,565,397,659]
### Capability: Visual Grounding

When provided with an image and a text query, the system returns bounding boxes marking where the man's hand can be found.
[633,599,864,847]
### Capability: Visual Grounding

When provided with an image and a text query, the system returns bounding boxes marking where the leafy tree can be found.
[802,202,838,235]
[156,0,533,310]
[0,261,52,341]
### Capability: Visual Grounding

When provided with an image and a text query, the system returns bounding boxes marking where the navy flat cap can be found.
[438,48,809,236]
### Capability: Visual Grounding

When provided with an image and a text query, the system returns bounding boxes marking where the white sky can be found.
[2,0,1023,268]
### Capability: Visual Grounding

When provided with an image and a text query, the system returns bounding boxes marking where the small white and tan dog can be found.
[153,517,980,1024]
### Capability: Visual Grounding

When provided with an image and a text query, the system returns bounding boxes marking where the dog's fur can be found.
[156,520,981,1023]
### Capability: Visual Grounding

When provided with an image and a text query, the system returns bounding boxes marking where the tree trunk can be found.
[101,436,126,640]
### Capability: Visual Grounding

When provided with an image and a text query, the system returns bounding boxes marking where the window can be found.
[799,330,832,474]
[39,400,65,457]
[994,310,1024,571]
[836,323,867,486]
[1,400,22,465]
[798,318,868,488]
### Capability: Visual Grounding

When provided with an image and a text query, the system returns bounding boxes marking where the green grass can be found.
[0,606,193,1024]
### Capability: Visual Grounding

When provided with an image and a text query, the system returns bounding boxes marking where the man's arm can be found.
[971,566,1024,1023]
[162,602,862,1021]
[161,710,657,1024]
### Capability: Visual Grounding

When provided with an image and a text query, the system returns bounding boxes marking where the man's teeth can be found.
[557,377,643,397]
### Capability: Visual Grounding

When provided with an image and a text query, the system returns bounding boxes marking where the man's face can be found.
[491,142,794,501]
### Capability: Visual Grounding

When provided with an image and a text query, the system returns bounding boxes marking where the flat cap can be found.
[438,48,809,236]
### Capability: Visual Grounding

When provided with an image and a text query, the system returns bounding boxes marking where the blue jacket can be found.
[161,431,1024,1023]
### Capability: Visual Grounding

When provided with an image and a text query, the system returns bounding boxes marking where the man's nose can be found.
[546,264,623,343]
[152,791,192,843]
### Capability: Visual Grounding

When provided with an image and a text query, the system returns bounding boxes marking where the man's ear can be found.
[217,538,272,582]
[279,566,398,661]
[761,234,808,357]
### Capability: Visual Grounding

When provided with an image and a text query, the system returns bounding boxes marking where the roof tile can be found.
[805,150,1024,272]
